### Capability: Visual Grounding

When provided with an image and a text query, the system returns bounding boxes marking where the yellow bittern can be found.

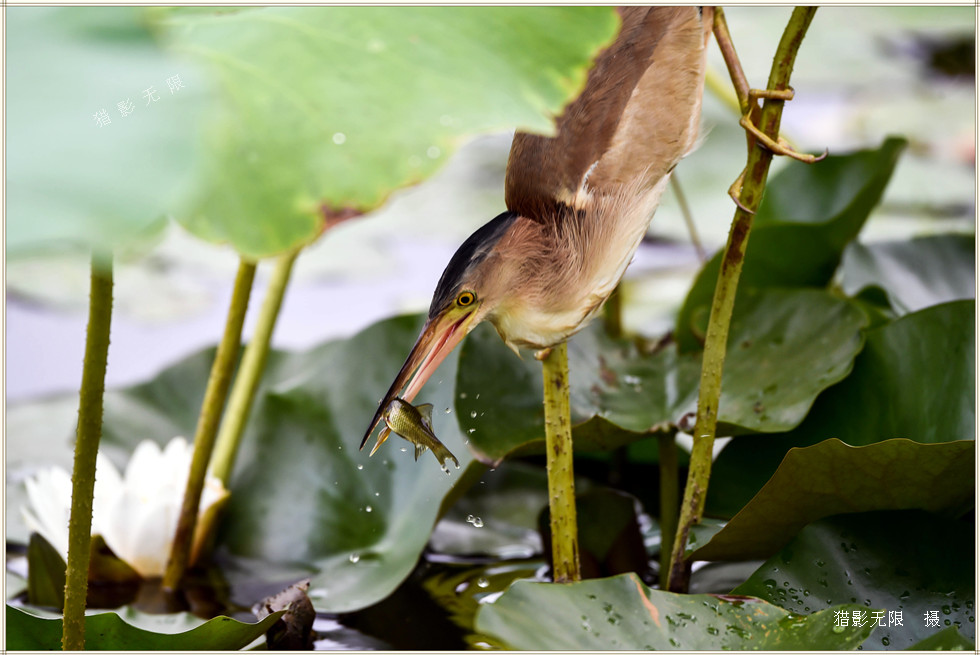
[361,6,713,451]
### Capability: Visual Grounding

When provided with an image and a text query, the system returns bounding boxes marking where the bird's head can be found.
[360,211,519,449]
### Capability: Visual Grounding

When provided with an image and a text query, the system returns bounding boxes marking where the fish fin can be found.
[369,427,391,457]
[416,403,434,430]
[414,443,428,461]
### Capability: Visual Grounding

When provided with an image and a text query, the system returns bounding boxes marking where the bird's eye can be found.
[456,291,476,307]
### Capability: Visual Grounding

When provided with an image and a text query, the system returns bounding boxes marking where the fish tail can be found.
[431,443,460,470]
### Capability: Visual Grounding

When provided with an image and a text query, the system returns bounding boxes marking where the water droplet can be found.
[365,505,373,512]
[943,605,952,615]
[470,411,478,418]
[460,392,468,399]
[427,146,441,159]
[400,447,407,452]
[468,428,476,434]
[832,625,845,634]
[476,577,490,588]
[357,464,364,470]
[445,407,452,414]
[466,515,484,528]
[332,132,346,145]
[881,637,890,646]
[349,553,360,563]
[374,492,380,497]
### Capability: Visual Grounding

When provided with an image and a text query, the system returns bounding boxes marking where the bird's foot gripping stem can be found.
[727,88,829,214]
[713,8,828,214]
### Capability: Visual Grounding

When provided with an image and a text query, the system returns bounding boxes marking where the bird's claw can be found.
[738,115,827,164]
[725,86,828,212]
[727,168,755,215]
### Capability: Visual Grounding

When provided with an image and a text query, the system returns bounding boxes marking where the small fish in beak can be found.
[370,398,460,474]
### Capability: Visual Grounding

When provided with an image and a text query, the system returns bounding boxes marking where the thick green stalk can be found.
[657,430,679,583]
[666,7,818,592]
[211,250,299,485]
[62,254,113,650]
[541,342,580,583]
[163,259,256,591]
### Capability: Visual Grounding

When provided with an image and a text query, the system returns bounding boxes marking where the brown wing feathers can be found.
[504,7,710,223]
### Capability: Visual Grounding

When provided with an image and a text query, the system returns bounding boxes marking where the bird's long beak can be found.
[360,309,477,450]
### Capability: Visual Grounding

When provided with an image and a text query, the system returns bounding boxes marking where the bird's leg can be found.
[713,8,827,213]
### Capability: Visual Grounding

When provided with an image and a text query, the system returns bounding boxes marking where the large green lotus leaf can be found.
[474,573,876,650]
[158,7,619,258]
[676,137,906,351]
[706,299,975,518]
[693,439,974,562]
[732,511,975,650]
[839,234,975,315]
[6,7,209,259]
[458,288,866,464]
[8,314,475,614]
[6,604,281,650]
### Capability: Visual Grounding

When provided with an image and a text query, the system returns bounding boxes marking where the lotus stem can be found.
[670,174,706,262]
[62,253,113,650]
[541,341,581,583]
[666,6,818,592]
[657,430,679,584]
[163,258,256,591]
[211,249,299,485]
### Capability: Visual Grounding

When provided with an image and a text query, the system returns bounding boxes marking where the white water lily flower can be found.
[20,437,229,579]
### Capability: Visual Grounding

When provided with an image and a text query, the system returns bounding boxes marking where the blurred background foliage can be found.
[7,6,973,402]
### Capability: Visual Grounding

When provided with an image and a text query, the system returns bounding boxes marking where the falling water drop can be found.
[349,553,360,563]
[332,132,346,145]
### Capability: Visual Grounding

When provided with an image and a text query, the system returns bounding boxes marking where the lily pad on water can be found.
[693,439,974,562]
[676,137,906,350]
[457,288,866,464]
[733,511,975,650]
[158,6,620,258]
[474,572,876,650]
[706,299,975,518]
[5,604,282,650]
[839,233,975,316]
[6,7,209,260]
[7,314,475,614]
